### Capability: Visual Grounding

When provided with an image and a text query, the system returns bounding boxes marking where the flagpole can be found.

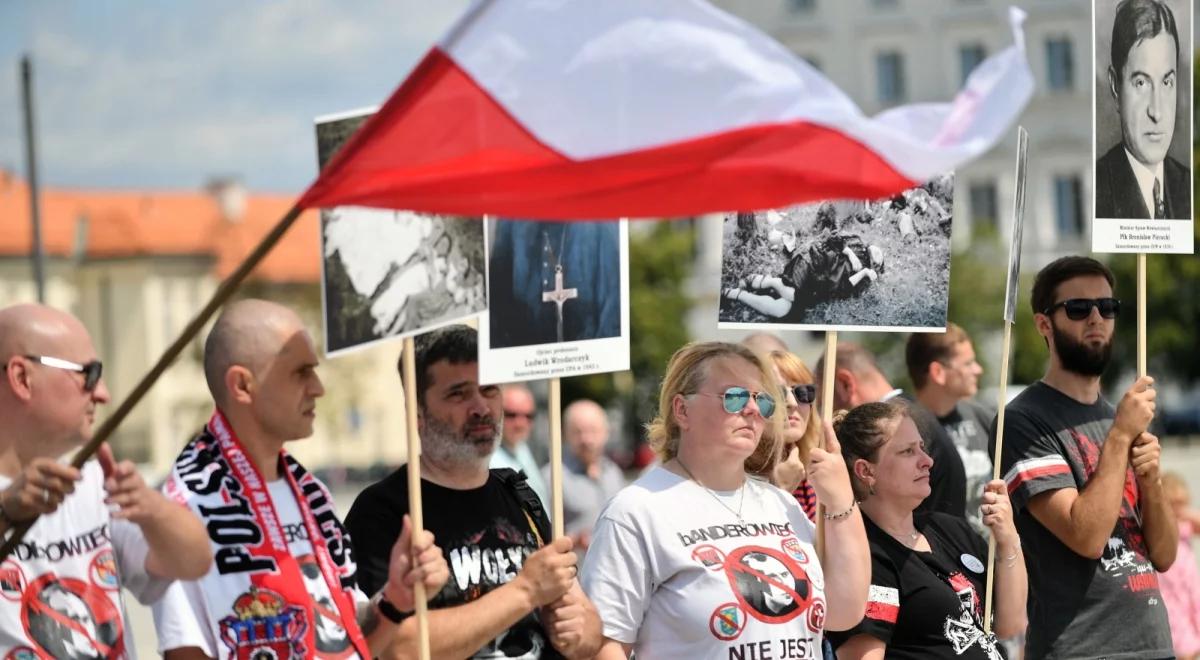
[0,204,306,561]
[402,338,431,660]
[817,330,837,559]
[983,125,1027,634]
[549,378,564,539]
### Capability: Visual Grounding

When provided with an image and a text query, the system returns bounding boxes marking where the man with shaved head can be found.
[0,303,211,655]
[154,299,448,659]
[548,399,625,556]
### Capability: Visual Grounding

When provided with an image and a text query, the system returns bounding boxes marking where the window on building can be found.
[876,51,906,104]
[968,181,999,234]
[1046,37,1074,90]
[1054,175,1084,237]
[788,0,816,12]
[959,43,986,85]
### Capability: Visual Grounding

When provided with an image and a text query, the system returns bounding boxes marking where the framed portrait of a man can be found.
[1093,0,1194,253]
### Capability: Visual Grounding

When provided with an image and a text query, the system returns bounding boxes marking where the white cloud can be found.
[0,1,470,192]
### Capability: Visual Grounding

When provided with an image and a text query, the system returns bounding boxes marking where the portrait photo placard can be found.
[717,174,955,333]
[478,218,630,385]
[315,108,488,356]
[1092,0,1194,253]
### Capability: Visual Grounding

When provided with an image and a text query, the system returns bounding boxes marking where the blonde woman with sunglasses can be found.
[582,342,870,659]
[745,350,824,521]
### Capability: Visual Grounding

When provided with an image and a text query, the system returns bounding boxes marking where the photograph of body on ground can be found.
[718,174,954,332]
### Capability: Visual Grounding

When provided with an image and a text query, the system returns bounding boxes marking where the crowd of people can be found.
[0,254,1197,659]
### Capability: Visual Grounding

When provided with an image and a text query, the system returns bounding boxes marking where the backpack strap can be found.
[493,468,552,547]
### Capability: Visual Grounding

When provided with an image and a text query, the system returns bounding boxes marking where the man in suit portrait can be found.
[1096,0,1191,220]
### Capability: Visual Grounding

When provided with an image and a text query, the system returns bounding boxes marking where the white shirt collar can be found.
[1124,148,1165,216]
[880,388,904,402]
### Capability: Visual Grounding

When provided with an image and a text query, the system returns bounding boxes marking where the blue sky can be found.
[0,1,469,193]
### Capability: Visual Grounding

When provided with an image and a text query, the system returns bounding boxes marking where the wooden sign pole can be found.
[401,338,431,660]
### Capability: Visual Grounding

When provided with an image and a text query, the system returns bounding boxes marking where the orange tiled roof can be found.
[0,170,321,284]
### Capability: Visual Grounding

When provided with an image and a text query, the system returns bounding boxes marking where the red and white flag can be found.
[299,0,1033,219]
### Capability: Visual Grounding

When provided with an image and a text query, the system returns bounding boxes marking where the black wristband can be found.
[377,594,412,624]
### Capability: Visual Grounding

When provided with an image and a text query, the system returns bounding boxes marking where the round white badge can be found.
[961,553,985,574]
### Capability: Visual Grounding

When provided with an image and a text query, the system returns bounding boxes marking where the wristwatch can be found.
[377,594,412,624]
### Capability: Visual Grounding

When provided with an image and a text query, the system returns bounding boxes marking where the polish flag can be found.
[298,0,1033,219]
[865,585,900,624]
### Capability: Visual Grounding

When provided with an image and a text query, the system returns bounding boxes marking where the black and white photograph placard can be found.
[316,108,488,356]
[1093,0,1194,253]
[718,174,955,333]
[478,218,630,384]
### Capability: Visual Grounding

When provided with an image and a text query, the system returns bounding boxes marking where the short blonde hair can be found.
[647,341,783,464]
[745,351,825,478]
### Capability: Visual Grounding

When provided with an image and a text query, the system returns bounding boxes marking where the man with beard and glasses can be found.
[996,256,1177,660]
[346,325,602,659]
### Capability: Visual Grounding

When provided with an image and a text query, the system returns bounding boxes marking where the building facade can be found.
[691,0,1092,353]
[0,171,410,479]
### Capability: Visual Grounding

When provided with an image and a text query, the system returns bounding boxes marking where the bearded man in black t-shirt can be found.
[996,256,1176,660]
[346,325,602,659]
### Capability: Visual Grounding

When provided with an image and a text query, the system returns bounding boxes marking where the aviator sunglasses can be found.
[693,387,776,418]
[1042,297,1121,321]
[783,383,817,405]
[11,355,104,392]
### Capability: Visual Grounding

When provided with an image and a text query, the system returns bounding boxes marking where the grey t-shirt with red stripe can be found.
[996,381,1171,660]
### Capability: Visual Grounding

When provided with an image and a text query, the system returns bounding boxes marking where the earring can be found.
[868,483,875,496]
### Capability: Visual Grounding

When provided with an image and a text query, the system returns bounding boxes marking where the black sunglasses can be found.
[783,383,817,405]
[1043,298,1121,321]
[20,355,104,391]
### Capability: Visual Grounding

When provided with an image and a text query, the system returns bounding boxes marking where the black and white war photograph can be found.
[718,174,955,332]
[1093,0,1194,253]
[478,218,630,385]
[316,109,487,355]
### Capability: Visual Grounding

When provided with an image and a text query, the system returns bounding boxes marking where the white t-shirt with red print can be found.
[0,460,171,659]
[582,467,825,660]
[153,479,369,659]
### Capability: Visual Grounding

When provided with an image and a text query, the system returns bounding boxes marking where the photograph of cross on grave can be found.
[718,173,954,331]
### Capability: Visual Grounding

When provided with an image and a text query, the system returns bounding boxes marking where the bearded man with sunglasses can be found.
[997,256,1176,659]
[0,303,212,656]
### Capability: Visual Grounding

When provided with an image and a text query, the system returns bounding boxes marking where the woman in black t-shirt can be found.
[829,402,1028,660]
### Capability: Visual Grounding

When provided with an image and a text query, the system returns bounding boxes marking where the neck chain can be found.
[675,457,746,523]
[881,521,920,546]
[543,224,568,273]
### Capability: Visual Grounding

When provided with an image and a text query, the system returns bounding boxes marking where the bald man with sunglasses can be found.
[996,257,1176,659]
[0,303,211,655]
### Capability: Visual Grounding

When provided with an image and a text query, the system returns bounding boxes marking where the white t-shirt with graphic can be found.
[153,480,369,658]
[0,460,170,659]
[582,466,825,660]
